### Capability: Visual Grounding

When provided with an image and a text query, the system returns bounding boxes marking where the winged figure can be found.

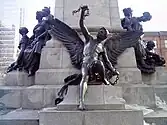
[121,8,165,74]
[48,5,143,110]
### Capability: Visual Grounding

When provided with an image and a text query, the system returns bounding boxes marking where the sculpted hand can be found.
[80,5,89,17]
[81,5,89,10]
[112,70,119,76]
[72,5,89,17]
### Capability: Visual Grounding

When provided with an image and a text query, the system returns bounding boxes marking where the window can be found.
[165,40,167,48]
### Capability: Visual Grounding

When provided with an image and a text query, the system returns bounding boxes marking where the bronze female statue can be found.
[7,8,52,76]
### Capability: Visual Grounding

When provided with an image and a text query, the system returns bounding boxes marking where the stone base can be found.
[0,84,163,110]
[35,69,80,85]
[4,71,35,86]
[0,120,38,125]
[0,85,124,110]
[57,103,125,110]
[122,84,156,107]
[57,85,125,110]
[144,110,167,125]
[142,67,167,85]
[117,68,142,85]
[35,68,142,85]
[40,110,144,125]
[0,109,39,125]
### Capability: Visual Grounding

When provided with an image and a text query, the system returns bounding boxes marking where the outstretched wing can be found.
[49,18,84,69]
[105,31,144,65]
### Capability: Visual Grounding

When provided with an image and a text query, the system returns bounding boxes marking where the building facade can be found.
[143,31,167,65]
[0,0,25,60]
[0,0,19,27]
[0,26,15,70]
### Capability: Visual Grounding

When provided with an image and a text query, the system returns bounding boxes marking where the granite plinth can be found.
[0,109,39,125]
[122,85,156,107]
[40,110,144,125]
[142,67,167,85]
[57,85,125,110]
[4,71,35,86]
[0,85,124,110]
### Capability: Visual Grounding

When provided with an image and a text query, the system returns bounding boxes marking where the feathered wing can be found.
[105,31,144,65]
[49,18,84,69]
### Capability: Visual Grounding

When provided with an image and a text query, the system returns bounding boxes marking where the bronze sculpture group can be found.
[121,8,165,73]
[6,6,165,110]
[7,7,52,76]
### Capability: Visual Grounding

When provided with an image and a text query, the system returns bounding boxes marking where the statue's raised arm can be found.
[73,5,91,43]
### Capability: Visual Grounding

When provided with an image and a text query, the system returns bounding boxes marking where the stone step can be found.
[4,71,35,86]
[57,103,125,111]
[4,71,159,108]
[0,85,124,110]
[0,109,39,125]
[39,109,144,125]
[144,110,167,125]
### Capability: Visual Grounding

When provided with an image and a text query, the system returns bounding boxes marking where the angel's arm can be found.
[101,48,116,72]
[101,33,113,45]
[79,6,91,43]
[124,17,133,31]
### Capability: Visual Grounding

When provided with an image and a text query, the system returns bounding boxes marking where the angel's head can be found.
[146,40,155,50]
[36,11,44,22]
[42,7,51,17]
[19,27,29,36]
[97,27,108,41]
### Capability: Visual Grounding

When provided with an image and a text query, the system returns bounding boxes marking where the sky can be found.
[12,0,167,33]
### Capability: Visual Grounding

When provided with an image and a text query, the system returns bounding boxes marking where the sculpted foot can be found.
[78,102,86,110]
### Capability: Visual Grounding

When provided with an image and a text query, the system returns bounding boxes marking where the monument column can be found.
[54,0,122,30]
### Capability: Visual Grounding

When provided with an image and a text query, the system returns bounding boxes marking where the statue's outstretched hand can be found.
[80,5,89,11]
[81,5,89,17]
[72,5,89,17]
[112,70,119,76]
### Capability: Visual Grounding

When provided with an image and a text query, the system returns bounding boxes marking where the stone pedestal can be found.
[56,85,125,110]
[116,47,142,85]
[35,39,80,85]
[35,39,142,85]
[4,71,35,86]
[40,110,144,125]
[1,0,150,125]
[142,67,167,85]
